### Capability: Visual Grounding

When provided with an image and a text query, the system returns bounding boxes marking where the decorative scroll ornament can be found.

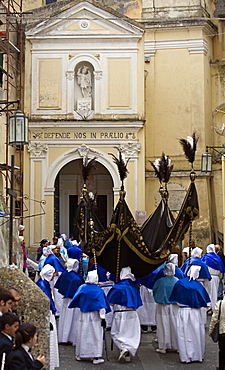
[66,71,75,80]
[28,142,48,158]
[118,142,141,159]
[64,144,103,159]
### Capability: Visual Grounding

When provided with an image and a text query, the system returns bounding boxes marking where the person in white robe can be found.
[39,264,60,370]
[153,263,179,354]
[202,244,225,312]
[57,258,82,345]
[68,270,111,365]
[170,265,210,363]
[107,267,142,362]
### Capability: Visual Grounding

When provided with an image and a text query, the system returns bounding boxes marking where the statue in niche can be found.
[77,65,92,98]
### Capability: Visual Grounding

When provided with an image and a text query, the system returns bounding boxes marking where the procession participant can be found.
[0,288,13,316]
[181,247,212,284]
[154,254,184,283]
[7,323,45,370]
[36,264,59,370]
[153,263,179,354]
[55,259,83,345]
[67,241,82,260]
[107,267,142,362]
[136,263,166,333]
[202,244,225,312]
[69,270,111,364]
[0,312,19,368]
[169,266,210,363]
[215,244,225,300]
[44,245,66,316]
[36,239,48,262]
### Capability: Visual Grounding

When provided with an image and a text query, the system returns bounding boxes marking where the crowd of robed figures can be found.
[1,235,225,369]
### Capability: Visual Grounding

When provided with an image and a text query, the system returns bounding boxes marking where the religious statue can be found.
[77,66,92,98]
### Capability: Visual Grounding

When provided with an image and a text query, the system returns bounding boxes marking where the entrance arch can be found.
[44,146,121,238]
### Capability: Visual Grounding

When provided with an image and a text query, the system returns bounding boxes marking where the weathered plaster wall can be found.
[0,266,50,369]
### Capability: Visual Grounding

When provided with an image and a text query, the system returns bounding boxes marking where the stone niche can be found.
[0,266,50,369]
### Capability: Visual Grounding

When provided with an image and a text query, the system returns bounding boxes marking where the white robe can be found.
[75,309,104,359]
[206,267,221,311]
[137,286,156,326]
[50,311,60,370]
[177,307,205,363]
[156,303,178,350]
[58,298,78,345]
[99,282,114,328]
[111,305,141,357]
[50,274,63,316]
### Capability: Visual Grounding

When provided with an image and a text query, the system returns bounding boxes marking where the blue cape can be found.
[154,266,184,284]
[36,279,56,314]
[68,283,111,313]
[169,277,210,308]
[136,262,166,289]
[44,254,66,272]
[67,245,82,260]
[153,276,179,304]
[54,271,83,298]
[202,253,225,272]
[181,257,212,279]
[107,279,142,309]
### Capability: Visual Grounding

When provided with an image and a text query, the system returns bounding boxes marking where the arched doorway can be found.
[54,159,114,237]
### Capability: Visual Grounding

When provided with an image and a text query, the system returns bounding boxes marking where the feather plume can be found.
[150,153,173,183]
[179,133,198,164]
[82,157,97,183]
[109,149,130,183]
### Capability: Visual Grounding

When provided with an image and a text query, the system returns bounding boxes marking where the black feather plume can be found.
[82,157,97,183]
[179,133,198,164]
[150,153,173,184]
[109,149,130,183]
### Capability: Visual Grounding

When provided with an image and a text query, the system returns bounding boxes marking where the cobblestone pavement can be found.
[56,317,218,370]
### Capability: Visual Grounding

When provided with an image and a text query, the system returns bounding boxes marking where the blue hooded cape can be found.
[68,283,111,313]
[154,266,184,284]
[181,257,212,279]
[153,276,179,304]
[169,277,210,309]
[44,254,66,272]
[54,271,83,298]
[107,279,142,309]
[67,245,82,260]
[36,279,56,314]
[202,252,225,272]
[136,262,166,289]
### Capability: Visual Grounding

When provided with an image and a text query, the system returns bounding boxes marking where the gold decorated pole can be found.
[222,155,225,254]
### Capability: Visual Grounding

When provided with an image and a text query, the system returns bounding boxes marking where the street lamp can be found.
[0,99,28,264]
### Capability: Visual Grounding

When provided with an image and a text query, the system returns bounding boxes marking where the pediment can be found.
[25,1,144,39]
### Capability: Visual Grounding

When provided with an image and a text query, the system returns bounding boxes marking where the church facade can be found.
[22,0,225,249]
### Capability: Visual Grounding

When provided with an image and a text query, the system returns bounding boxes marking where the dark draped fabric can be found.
[141,199,175,253]
[158,181,199,253]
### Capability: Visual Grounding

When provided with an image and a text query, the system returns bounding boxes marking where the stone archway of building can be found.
[44,147,121,237]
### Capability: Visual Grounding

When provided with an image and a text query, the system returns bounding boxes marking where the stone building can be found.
[21,0,225,250]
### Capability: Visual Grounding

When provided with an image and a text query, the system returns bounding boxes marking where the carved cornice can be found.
[145,38,208,57]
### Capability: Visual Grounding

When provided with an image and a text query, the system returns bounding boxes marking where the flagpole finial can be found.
[190,170,196,182]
